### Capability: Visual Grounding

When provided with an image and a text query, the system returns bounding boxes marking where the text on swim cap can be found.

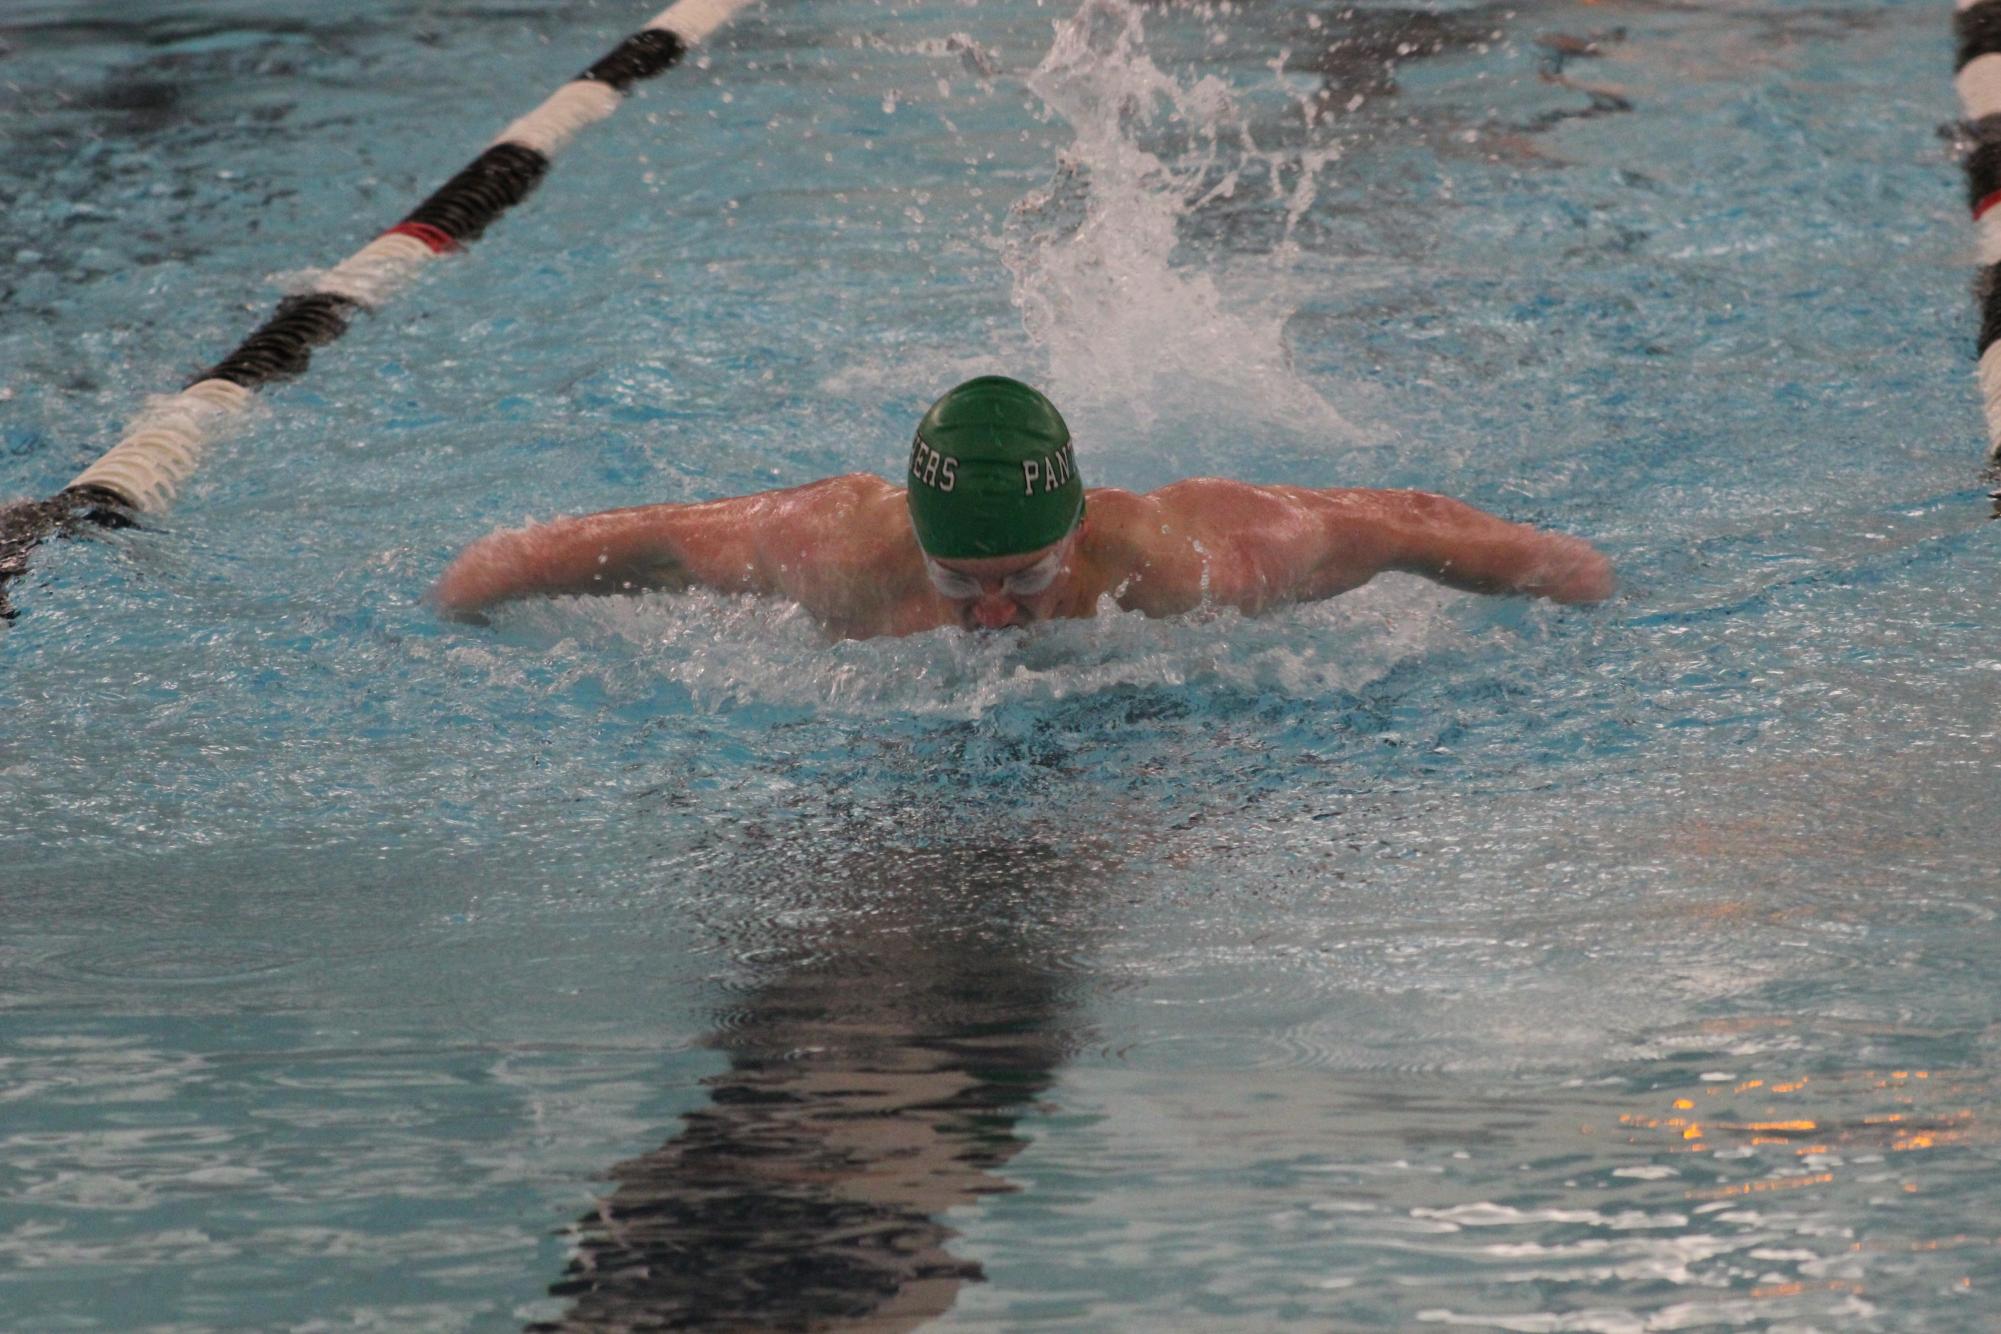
[909,434,958,492]
[1021,443,1078,495]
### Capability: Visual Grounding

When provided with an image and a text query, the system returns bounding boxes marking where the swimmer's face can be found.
[923,533,1073,631]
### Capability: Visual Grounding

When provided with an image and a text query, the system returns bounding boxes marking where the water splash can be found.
[1004,0,1358,461]
[475,575,1476,720]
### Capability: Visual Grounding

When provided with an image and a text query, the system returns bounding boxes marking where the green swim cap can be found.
[905,376,1084,559]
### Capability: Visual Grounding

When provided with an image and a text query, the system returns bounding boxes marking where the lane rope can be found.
[1953,0,2001,466]
[0,0,756,616]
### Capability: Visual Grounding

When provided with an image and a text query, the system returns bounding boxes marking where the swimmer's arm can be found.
[1329,488,1616,604]
[430,476,888,619]
[1118,481,1613,614]
[429,504,720,619]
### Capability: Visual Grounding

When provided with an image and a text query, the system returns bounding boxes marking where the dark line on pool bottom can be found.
[526,840,1092,1332]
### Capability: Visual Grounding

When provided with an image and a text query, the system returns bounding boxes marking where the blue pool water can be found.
[3,0,1999,1327]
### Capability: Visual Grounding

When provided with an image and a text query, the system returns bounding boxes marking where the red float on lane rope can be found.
[385,221,462,254]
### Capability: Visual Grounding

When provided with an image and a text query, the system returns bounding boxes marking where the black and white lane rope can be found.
[1954,0,2001,473]
[0,0,754,617]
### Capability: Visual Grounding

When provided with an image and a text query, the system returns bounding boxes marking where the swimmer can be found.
[433,376,1614,638]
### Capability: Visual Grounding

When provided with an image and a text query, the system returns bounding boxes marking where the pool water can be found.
[3,0,1998,1328]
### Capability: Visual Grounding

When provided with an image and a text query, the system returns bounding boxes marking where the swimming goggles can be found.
[924,544,1067,600]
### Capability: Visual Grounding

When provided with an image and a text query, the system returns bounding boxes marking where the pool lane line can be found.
[0,0,756,618]
[1954,0,2001,471]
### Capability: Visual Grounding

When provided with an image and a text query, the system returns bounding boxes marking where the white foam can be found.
[476,573,1472,720]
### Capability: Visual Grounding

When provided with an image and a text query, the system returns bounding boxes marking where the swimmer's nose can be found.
[971,594,1020,630]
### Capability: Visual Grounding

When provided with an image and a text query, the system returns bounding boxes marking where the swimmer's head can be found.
[906,376,1083,560]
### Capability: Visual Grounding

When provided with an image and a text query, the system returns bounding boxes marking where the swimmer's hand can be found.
[1521,532,1616,604]
[430,527,534,620]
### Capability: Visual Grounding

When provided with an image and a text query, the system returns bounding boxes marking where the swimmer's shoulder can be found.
[805,473,922,575]
[787,471,903,511]
[760,473,904,541]
[1080,478,1293,582]
[1084,482,1259,550]
[726,473,908,577]
[1076,487,1162,579]
[1080,485,1150,532]
[1124,478,1342,537]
